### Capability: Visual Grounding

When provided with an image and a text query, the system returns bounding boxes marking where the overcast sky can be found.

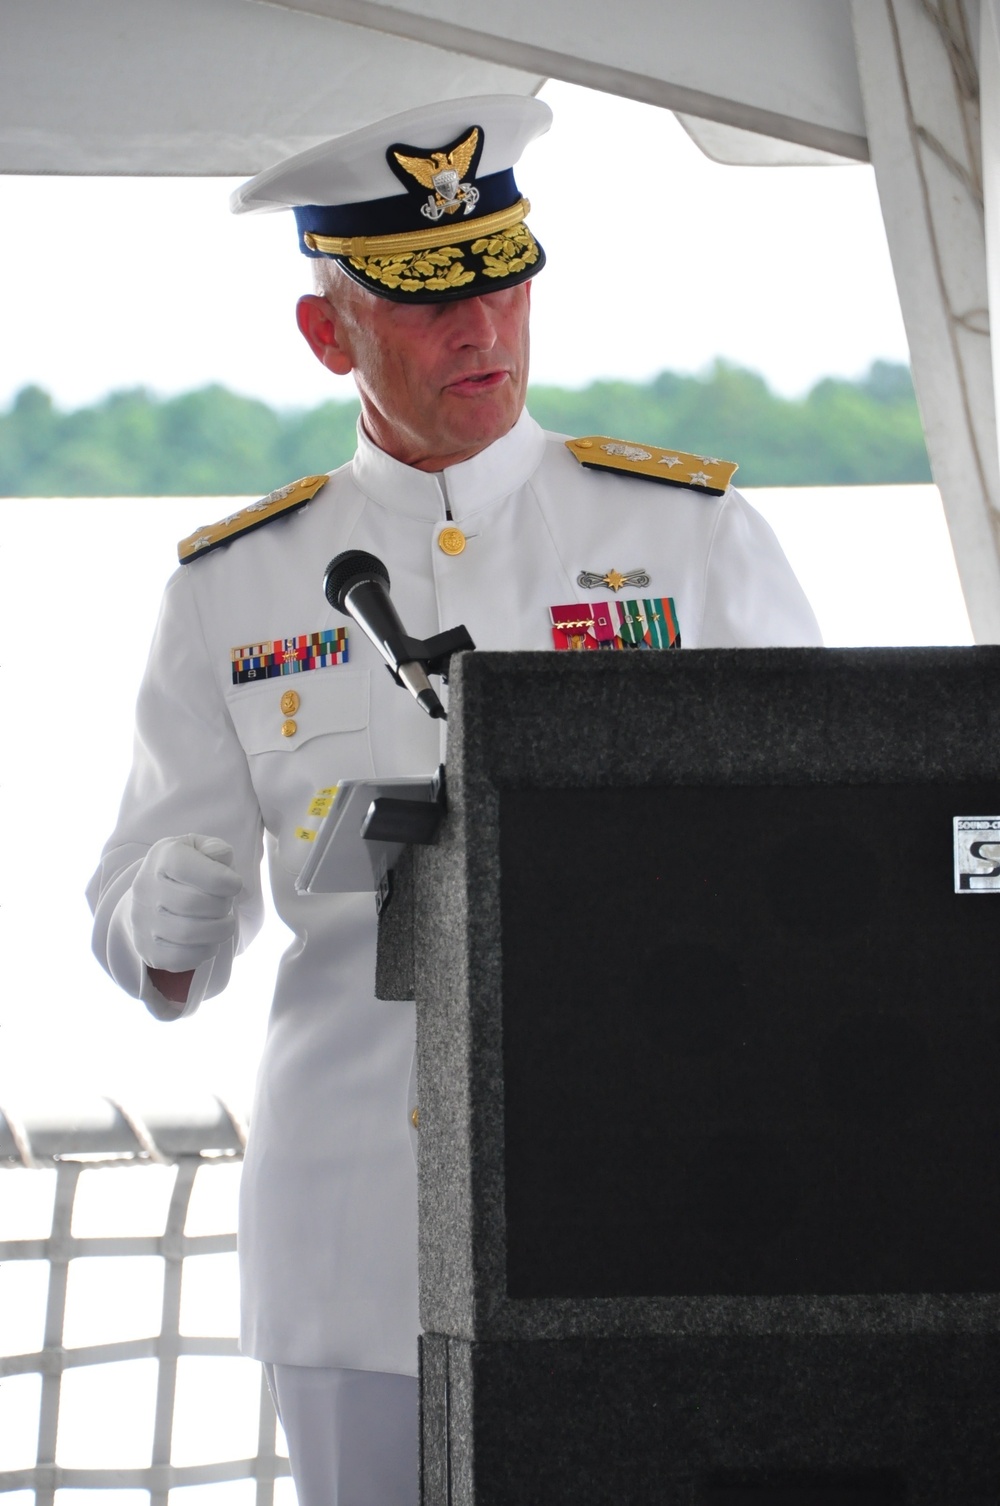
[0,78,911,412]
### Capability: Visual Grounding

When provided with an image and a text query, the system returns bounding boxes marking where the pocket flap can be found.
[225,670,370,753]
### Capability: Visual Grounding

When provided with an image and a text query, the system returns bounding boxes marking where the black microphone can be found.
[324,550,447,720]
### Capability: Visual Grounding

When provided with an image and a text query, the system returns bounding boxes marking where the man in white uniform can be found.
[88,95,822,1504]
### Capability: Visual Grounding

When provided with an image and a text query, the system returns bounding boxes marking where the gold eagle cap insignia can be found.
[392,127,479,192]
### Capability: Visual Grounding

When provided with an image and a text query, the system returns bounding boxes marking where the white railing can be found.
[0,1097,292,1503]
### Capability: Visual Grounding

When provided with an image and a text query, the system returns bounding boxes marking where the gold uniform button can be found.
[438,527,466,557]
[575,439,594,449]
[410,1107,420,1130]
[280,689,300,716]
[281,719,298,738]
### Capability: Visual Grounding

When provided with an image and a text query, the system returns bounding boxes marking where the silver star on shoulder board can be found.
[658,454,682,468]
[688,470,712,486]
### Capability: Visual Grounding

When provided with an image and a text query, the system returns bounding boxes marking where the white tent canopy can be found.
[0,0,543,175]
[252,0,869,158]
[3,0,999,639]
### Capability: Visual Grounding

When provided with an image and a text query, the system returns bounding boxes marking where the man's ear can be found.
[296,294,354,376]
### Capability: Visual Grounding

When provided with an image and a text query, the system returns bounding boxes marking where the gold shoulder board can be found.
[565,436,737,497]
[178,474,330,564]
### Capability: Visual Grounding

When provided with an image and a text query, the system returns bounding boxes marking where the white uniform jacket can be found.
[88,410,822,1374]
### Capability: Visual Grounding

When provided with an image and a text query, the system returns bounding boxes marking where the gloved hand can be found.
[129,834,243,974]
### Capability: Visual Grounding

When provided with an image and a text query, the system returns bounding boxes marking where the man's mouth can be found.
[445,370,510,395]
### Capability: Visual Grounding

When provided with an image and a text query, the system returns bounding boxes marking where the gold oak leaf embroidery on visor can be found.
[470,224,540,279]
[349,245,475,294]
[349,225,540,294]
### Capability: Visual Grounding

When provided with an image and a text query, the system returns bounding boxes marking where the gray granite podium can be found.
[378,647,1000,1506]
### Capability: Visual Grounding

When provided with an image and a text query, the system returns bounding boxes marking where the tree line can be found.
[0,360,930,497]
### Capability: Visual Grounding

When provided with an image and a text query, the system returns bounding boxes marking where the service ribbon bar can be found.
[232,628,349,685]
[549,598,681,652]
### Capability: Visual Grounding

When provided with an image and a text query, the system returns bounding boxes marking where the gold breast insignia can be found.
[577,568,651,592]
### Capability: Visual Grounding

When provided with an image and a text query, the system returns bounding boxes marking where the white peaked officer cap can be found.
[231,95,552,304]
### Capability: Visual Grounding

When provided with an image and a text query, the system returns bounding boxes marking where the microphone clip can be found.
[393,624,476,686]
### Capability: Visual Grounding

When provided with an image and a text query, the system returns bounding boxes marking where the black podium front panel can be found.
[422,1331,1000,1506]
[500,779,1000,1299]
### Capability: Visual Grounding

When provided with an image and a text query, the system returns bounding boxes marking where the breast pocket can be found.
[225,669,374,870]
[226,668,370,752]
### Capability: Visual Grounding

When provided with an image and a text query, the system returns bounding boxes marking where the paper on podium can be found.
[295,774,440,895]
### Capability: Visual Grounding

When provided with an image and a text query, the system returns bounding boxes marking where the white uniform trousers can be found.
[264,1364,419,1506]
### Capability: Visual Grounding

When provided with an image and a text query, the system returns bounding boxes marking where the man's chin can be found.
[441,388,521,447]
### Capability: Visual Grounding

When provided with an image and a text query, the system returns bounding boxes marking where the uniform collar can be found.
[350,406,545,522]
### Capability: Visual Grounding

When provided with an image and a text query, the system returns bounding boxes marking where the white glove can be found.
[129,834,243,974]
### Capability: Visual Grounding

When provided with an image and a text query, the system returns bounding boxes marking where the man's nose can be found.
[450,296,499,347]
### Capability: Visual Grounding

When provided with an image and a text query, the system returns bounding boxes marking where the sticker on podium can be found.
[953,816,1000,892]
